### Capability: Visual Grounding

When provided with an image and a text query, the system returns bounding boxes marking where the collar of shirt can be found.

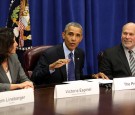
[63,42,75,59]
[123,45,135,54]
[131,47,135,54]
[123,45,135,63]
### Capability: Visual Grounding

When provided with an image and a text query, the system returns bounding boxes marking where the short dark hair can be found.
[64,22,83,33]
[0,28,14,64]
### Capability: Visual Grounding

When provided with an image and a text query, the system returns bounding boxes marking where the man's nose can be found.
[126,34,130,38]
[71,36,76,40]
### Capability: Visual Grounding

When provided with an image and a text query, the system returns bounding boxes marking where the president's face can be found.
[121,23,135,50]
[62,26,83,51]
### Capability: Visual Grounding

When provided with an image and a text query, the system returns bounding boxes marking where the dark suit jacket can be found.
[31,44,87,85]
[0,54,30,92]
[99,44,132,79]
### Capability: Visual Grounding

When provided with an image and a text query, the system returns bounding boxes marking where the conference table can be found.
[0,84,135,115]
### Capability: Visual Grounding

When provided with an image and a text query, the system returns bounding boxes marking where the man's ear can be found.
[62,32,65,40]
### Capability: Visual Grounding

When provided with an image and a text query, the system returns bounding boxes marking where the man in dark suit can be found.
[99,22,135,79]
[31,22,107,85]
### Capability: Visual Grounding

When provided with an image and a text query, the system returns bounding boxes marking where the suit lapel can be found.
[118,45,132,75]
[74,49,81,80]
[57,45,67,81]
[0,65,10,83]
[8,57,16,83]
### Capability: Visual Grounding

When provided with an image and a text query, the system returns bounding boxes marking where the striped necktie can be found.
[129,50,135,76]
[68,52,75,81]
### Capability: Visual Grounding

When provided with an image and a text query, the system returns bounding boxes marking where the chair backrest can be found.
[23,45,52,78]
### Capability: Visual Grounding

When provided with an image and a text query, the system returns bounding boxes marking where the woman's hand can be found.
[19,81,34,89]
[10,81,34,90]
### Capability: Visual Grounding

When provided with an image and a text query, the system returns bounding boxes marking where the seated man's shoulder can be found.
[44,44,62,54]
[76,47,84,53]
[105,44,121,53]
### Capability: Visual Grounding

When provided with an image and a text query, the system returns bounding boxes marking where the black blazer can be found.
[99,44,132,79]
[31,44,85,84]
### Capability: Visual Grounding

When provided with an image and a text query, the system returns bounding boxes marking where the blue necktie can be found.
[68,52,75,81]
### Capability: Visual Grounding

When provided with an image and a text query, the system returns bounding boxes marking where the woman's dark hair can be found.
[0,28,15,64]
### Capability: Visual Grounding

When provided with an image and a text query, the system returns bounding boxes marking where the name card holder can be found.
[112,77,135,90]
[54,81,99,98]
[0,88,34,107]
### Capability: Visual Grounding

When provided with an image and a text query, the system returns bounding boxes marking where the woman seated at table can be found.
[0,27,33,92]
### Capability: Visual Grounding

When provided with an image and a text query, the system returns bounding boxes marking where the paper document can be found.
[86,79,113,84]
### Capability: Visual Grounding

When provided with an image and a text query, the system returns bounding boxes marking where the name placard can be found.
[54,81,99,98]
[112,77,135,90]
[0,88,34,107]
